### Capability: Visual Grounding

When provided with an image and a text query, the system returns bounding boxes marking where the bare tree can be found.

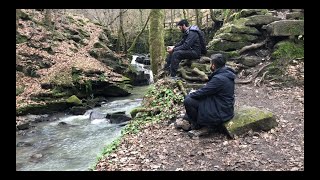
[183,9,187,19]
[149,9,165,79]
[44,9,52,28]
[127,12,150,54]
[194,9,202,29]
[119,9,127,53]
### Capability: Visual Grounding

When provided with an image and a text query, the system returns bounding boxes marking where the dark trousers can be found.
[164,50,200,77]
[183,95,200,125]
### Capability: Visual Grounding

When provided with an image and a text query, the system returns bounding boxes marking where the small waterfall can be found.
[131,55,153,85]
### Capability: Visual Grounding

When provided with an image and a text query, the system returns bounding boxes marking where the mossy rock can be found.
[77,28,90,38]
[216,19,261,35]
[286,12,304,20]
[16,100,72,116]
[207,50,240,60]
[215,33,259,42]
[271,40,304,60]
[93,41,107,48]
[266,20,304,36]
[239,9,268,18]
[16,86,25,96]
[130,107,144,118]
[66,95,82,105]
[16,32,28,44]
[190,63,211,73]
[223,106,277,138]
[245,15,281,26]
[208,38,251,51]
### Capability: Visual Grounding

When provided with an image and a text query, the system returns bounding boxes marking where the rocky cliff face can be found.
[16,9,133,118]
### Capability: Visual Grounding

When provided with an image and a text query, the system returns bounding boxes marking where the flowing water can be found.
[16,85,151,171]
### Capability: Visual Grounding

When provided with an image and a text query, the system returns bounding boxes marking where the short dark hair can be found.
[210,53,226,68]
[176,19,189,27]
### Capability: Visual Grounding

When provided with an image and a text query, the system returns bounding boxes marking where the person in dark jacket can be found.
[164,19,202,79]
[183,53,236,130]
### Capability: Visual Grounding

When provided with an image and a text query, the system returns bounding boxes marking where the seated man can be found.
[180,53,236,136]
[164,19,202,79]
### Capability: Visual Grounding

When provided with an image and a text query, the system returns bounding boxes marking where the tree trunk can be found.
[119,9,127,53]
[194,9,202,29]
[16,9,21,32]
[128,13,150,54]
[149,9,165,80]
[139,9,144,28]
[183,9,187,19]
[170,9,174,29]
[209,9,219,22]
[44,9,52,28]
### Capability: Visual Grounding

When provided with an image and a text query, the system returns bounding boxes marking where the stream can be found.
[16,85,151,171]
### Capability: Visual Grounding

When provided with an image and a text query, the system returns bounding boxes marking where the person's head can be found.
[210,53,226,72]
[176,19,189,33]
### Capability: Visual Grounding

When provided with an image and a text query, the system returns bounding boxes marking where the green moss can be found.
[93,42,106,48]
[272,40,304,60]
[261,9,269,15]
[223,106,277,138]
[130,107,144,118]
[191,63,211,73]
[16,32,28,44]
[16,86,25,96]
[66,95,82,105]
[78,28,90,38]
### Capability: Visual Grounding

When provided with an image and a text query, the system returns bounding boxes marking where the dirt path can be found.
[96,84,304,171]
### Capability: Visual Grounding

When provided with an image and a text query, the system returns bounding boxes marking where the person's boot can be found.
[187,127,211,138]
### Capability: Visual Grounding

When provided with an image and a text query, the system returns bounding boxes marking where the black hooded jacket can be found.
[173,25,201,56]
[188,66,236,125]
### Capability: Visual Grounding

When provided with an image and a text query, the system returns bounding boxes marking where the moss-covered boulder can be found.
[66,95,82,105]
[223,106,277,138]
[216,18,261,35]
[271,40,304,60]
[207,50,240,60]
[266,20,304,36]
[239,9,268,18]
[245,15,281,26]
[190,63,211,73]
[16,32,28,44]
[16,100,73,116]
[215,33,259,42]
[208,38,251,51]
[239,56,262,67]
[286,12,304,20]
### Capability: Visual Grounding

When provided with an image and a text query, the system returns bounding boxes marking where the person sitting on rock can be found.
[176,53,236,136]
[164,19,202,80]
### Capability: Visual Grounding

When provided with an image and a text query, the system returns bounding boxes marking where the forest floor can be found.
[96,83,304,171]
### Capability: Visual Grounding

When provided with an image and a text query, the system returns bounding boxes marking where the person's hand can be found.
[167,46,174,54]
[189,89,196,94]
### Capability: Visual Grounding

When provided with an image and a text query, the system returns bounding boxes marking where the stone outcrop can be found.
[223,106,277,138]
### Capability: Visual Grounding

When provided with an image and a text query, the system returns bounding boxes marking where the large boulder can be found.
[216,18,261,35]
[239,9,268,18]
[245,15,281,26]
[223,106,278,138]
[106,111,131,124]
[266,20,304,36]
[238,56,262,67]
[215,33,259,42]
[208,38,251,51]
[286,12,304,20]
